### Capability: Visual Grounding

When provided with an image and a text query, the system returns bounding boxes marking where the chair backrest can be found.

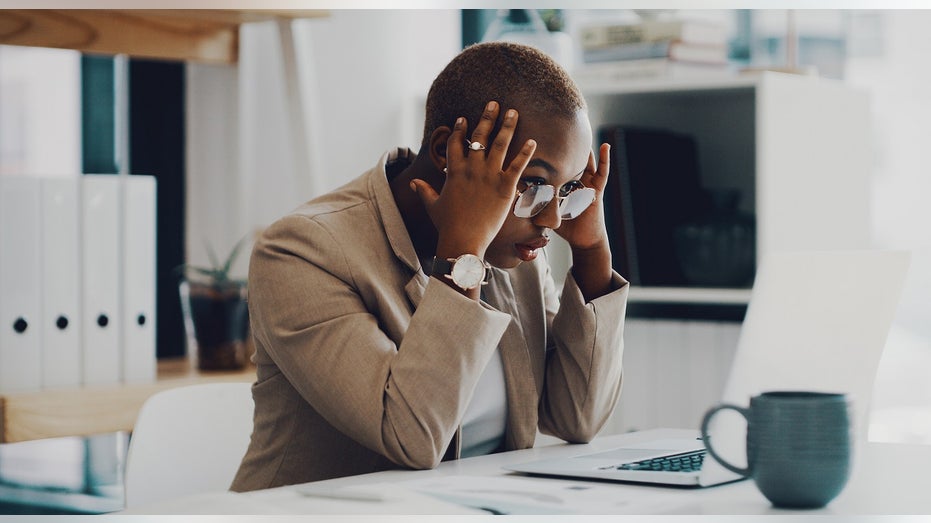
[123,381,254,509]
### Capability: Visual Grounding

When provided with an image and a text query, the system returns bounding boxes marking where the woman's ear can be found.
[428,126,452,172]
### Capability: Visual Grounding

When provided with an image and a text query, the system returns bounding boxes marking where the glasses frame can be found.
[513,181,596,220]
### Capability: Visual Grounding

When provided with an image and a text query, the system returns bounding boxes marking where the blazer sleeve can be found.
[537,267,629,443]
[249,214,511,469]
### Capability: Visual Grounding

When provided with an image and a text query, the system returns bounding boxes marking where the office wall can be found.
[847,10,931,340]
[846,11,931,442]
[302,10,461,195]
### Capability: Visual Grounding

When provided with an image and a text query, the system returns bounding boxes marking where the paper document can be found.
[401,474,688,514]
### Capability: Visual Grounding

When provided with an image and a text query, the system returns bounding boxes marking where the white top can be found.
[459,347,508,458]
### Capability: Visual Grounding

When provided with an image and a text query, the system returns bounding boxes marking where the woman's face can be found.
[484,109,593,269]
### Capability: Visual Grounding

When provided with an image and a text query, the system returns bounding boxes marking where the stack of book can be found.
[574,18,731,82]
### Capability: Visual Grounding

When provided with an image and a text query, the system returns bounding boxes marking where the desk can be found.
[0,358,255,443]
[122,428,931,515]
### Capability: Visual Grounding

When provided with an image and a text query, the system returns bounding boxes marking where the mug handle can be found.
[700,403,752,477]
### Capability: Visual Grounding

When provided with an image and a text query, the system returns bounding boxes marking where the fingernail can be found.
[409,181,417,192]
[526,139,536,148]
[505,109,516,119]
[455,117,463,127]
[486,101,497,111]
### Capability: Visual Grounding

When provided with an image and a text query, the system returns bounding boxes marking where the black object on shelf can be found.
[600,125,707,286]
[674,188,756,288]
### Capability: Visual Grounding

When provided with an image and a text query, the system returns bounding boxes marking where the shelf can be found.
[628,286,752,305]
[0,358,255,444]
[577,72,870,322]
[0,9,328,63]
[577,72,762,96]
[625,287,751,322]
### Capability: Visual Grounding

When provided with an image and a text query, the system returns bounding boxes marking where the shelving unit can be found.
[0,9,316,444]
[561,72,872,314]
[572,72,874,433]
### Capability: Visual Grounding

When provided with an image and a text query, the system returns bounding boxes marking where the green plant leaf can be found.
[178,233,251,286]
[221,234,250,276]
[205,239,221,270]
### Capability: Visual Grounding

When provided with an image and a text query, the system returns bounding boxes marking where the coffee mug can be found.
[700,391,853,509]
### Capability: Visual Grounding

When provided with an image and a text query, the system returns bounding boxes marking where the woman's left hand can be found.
[553,143,611,253]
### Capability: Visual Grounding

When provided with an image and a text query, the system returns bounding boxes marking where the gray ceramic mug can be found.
[700,391,853,509]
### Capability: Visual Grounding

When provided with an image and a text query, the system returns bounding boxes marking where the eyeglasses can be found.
[513,180,596,220]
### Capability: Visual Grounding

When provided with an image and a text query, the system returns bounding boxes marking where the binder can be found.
[81,175,122,385]
[121,175,157,383]
[40,177,83,388]
[0,176,43,393]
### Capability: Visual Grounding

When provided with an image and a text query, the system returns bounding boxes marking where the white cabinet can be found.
[604,318,742,434]
[547,73,872,311]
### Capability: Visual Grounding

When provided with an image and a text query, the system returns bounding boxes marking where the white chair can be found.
[123,382,254,509]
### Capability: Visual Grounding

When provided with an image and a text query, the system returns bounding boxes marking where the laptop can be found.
[506,250,911,487]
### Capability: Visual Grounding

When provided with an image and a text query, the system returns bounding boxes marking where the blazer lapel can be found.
[366,149,427,307]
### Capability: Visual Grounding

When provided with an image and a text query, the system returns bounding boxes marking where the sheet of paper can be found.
[284,483,485,514]
[400,474,692,514]
[121,484,486,515]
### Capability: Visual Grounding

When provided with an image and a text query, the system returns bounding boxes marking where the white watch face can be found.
[450,254,486,290]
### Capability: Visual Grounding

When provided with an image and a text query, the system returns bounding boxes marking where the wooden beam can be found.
[0,9,328,63]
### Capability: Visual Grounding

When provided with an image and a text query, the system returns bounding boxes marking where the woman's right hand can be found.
[410,101,537,260]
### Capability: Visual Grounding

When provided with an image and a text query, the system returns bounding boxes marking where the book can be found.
[573,57,732,84]
[581,40,728,65]
[598,126,707,286]
[580,18,727,49]
[582,40,673,63]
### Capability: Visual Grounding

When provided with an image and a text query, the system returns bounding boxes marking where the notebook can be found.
[506,250,911,487]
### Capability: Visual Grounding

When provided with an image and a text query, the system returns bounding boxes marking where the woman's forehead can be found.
[514,111,591,180]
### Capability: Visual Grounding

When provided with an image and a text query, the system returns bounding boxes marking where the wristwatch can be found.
[431,254,491,290]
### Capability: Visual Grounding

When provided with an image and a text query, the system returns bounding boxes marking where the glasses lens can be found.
[558,187,596,219]
[514,184,555,218]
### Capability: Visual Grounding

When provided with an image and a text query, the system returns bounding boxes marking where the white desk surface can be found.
[122,428,931,515]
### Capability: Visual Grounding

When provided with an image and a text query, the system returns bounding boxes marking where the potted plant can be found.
[178,236,251,371]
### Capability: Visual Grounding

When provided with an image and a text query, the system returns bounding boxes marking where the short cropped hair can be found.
[422,41,586,148]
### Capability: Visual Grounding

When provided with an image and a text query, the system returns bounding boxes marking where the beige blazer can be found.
[231,148,629,492]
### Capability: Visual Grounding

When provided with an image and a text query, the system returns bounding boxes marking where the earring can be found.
[443,166,448,174]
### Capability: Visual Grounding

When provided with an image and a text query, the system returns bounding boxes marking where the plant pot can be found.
[179,279,249,371]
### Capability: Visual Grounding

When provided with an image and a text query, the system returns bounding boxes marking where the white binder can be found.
[121,175,157,383]
[40,177,83,388]
[0,176,43,393]
[81,175,122,385]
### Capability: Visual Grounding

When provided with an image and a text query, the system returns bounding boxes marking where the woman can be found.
[231,41,628,491]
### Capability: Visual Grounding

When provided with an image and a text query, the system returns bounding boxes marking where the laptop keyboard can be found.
[605,449,707,473]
